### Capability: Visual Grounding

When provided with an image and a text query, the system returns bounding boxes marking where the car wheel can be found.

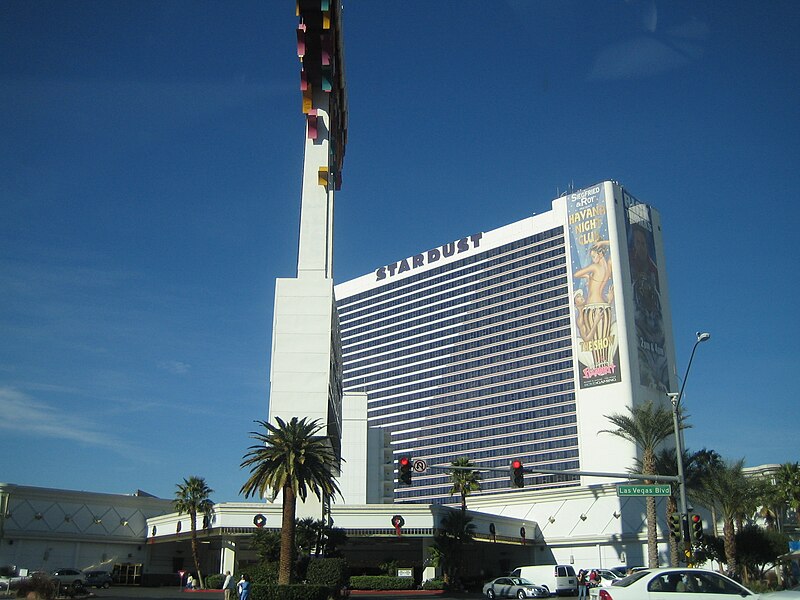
[541,586,551,597]
[103,581,111,589]
[517,590,527,599]
[487,589,496,599]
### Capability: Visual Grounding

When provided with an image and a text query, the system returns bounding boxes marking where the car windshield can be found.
[611,570,651,587]
[513,578,534,585]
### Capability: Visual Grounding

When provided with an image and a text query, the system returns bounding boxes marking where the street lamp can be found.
[669,331,711,563]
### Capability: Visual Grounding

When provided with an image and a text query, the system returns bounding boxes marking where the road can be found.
[74,589,482,600]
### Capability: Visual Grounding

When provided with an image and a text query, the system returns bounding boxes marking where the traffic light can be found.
[510,460,525,488]
[668,512,683,542]
[690,513,704,542]
[398,456,412,485]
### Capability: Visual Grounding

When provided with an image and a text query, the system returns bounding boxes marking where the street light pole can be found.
[669,331,711,564]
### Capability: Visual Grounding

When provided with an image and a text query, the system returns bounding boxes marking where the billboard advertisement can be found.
[567,185,621,388]
[624,193,669,392]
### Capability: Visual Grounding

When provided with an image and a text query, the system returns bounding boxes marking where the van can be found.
[510,565,577,597]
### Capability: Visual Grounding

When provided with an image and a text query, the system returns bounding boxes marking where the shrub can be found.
[250,583,331,600]
[422,579,445,590]
[349,575,415,590]
[205,574,225,589]
[306,558,349,588]
[15,573,58,599]
[241,562,279,585]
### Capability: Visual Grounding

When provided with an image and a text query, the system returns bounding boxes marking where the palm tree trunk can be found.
[646,495,659,567]
[666,496,679,567]
[279,485,297,585]
[190,510,204,588]
[723,518,737,578]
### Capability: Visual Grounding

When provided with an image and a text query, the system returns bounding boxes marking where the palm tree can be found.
[643,447,682,566]
[602,399,675,568]
[239,417,341,585]
[434,509,476,586]
[685,448,723,537]
[449,457,481,512]
[775,462,800,527]
[693,458,749,578]
[173,476,214,589]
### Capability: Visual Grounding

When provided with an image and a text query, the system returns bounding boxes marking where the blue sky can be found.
[1,1,798,502]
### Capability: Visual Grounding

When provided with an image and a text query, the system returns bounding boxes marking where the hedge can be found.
[306,558,349,588]
[249,583,332,600]
[349,576,415,590]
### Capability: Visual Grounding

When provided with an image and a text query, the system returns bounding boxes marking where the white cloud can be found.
[0,386,139,455]
[157,360,191,375]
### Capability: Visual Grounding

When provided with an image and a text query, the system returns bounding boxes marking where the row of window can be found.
[393,458,581,500]
[342,287,570,351]
[339,247,567,330]
[345,336,572,385]
[336,228,564,312]
[365,359,574,404]
[343,303,570,359]
[369,381,576,423]
[391,405,578,444]
[390,395,577,442]
[341,270,568,353]
[346,348,572,392]
[394,418,578,456]
[406,429,578,459]
[343,325,571,374]
[341,276,568,344]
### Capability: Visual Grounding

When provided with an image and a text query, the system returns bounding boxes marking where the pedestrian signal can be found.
[398,456,412,485]
[510,460,525,488]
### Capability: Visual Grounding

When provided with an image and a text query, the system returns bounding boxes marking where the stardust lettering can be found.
[375,233,483,281]
[583,364,617,379]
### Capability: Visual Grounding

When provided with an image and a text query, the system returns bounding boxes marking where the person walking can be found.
[237,574,251,600]
[222,571,235,600]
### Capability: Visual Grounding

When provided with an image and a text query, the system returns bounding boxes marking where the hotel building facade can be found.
[335,181,678,505]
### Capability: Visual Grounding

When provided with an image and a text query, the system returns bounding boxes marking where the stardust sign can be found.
[375,233,483,281]
[567,185,621,388]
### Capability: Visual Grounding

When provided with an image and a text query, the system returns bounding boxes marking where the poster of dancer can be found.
[567,185,621,388]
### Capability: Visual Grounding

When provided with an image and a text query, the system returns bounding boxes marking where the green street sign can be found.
[616,484,672,497]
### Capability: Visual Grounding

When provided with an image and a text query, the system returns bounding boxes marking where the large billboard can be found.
[624,193,669,392]
[567,185,621,388]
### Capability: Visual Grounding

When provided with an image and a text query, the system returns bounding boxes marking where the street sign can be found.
[616,484,672,497]
[413,458,427,473]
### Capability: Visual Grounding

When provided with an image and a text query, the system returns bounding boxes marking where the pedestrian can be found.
[186,574,194,589]
[237,574,251,600]
[222,571,235,600]
[577,570,587,600]
[589,570,599,587]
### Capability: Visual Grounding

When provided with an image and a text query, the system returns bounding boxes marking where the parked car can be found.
[483,576,551,598]
[51,568,87,589]
[762,584,800,598]
[85,570,113,588]
[588,567,759,599]
[586,569,622,587]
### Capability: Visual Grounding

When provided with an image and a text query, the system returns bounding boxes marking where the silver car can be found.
[484,576,551,599]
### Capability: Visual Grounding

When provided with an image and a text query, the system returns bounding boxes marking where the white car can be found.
[586,569,622,587]
[762,584,800,598]
[588,567,758,599]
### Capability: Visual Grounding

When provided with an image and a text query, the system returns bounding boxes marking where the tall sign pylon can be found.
[265,1,348,519]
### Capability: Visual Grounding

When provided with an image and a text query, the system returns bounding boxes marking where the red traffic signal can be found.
[398,456,412,485]
[510,460,524,488]
[690,513,704,542]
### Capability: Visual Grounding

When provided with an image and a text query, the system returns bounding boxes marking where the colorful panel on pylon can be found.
[296,0,347,189]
